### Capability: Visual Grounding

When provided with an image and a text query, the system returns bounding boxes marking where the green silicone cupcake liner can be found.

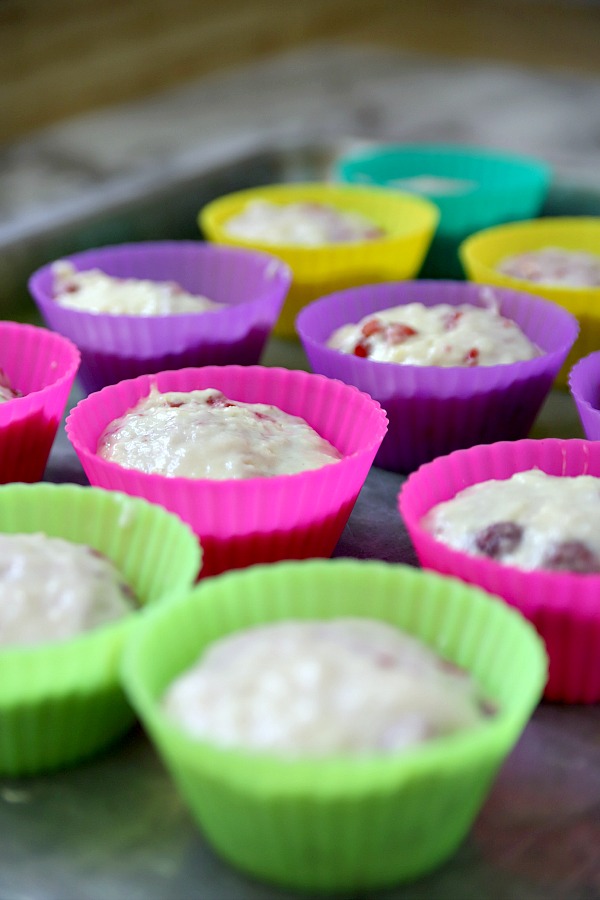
[122,559,546,892]
[0,482,201,776]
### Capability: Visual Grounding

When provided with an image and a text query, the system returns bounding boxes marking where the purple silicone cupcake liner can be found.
[296,280,579,473]
[28,242,291,394]
[569,351,600,441]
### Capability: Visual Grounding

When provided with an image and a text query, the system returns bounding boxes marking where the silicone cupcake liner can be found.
[199,182,439,338]
[569,351,600,440]
[460,217,600,385]
[0,482,201,775]
[0,321,80,483]
[66,365,388,577]
[121,558,546,892]
[399,437,600,703]
[28,241,291,394]
[296,281,577,474]
[336,144,551,278]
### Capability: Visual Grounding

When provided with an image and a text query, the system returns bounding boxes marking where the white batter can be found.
[162,618,493,756]
[497,247,600,288]
[327,301,541,366]
[0,370,19,403]
[423,469,600,573]
[97,386,342,479]
[0,533,137,647]
[223,199,384,245]
[388,175,477,195]
[52,260,224,316]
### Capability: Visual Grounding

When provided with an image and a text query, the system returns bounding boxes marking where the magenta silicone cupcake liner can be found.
[28,242,291,394]
[399,437,600,703]
[296,281,578,474]
[0,322,80,483]
[569,351,600,441]
[65,365,388,577]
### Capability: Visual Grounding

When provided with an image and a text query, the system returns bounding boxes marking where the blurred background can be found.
[1,0,599,321]
[2,0,599,141]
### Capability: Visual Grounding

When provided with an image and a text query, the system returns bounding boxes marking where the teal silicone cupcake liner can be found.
[336,144,551,278]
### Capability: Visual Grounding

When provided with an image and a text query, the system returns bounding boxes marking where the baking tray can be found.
[4,137,600,322]
[3,141,600,900]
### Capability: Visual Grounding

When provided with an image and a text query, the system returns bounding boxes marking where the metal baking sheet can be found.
[2,141,599,900]
[5,137,600,321]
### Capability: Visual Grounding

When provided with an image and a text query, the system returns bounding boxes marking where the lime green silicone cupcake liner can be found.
[122,559,546,892]
[0,482,201,776]
[199,182,439,338]
[460,217,600,384]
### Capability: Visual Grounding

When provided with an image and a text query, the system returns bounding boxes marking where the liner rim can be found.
[296,279,578,393]
[0,320,81,398]
[199,181,440,253]
[121,558,546,786]
[65,365,389,491]
[460,217,600,300]
[336,143,552,196]
[28,240,293,325]
[399,437,600,612]
[569,351,600,407]
[0,481,201,667]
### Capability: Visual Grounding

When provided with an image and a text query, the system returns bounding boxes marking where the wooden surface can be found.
[1,0,599,143]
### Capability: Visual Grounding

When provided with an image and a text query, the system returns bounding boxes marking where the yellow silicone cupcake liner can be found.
[199,183,439,338]
[460,217,600,385]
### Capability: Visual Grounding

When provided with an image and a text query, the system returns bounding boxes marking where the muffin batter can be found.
[97,386,342,479]
[327,302,541,366]
[497,247,600,287]
[423,469,600,573]
[223,199,385,245]
[0,533,137,646]
[389,175,477,195]
[52,260,224,316]
[0,370,20,403]
[162,618,493,756]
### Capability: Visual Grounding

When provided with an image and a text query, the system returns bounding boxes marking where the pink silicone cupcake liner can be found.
[296,280,578,474]
[569,351,600,440]
[65,365,388,577]
[0,322,80,483]
[28,242,291,394]
[399,437,600,703]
